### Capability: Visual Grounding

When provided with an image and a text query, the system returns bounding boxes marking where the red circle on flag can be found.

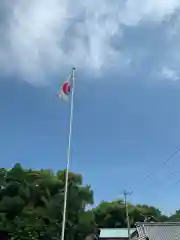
[63,83,70,95]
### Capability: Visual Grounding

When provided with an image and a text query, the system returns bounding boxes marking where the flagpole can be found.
[61,67,75,240]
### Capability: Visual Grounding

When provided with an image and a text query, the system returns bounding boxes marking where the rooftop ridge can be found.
[100,228,135,230]
[136,222,180,226]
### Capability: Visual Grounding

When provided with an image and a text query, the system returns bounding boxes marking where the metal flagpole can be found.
[61,67,75,240]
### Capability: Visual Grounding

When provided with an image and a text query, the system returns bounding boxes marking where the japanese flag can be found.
[57,68,74,101]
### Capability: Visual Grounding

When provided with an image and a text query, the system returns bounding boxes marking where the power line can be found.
[133,147,180,197]
[142,147,180,182]
[140,170,180,197]
[135,165,180,201]
[152,169,180,187]
[167,173,180,188]
[148,172,180,201]
[125,147,180,204]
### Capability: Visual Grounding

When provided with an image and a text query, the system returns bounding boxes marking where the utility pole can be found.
[123,191,132,240]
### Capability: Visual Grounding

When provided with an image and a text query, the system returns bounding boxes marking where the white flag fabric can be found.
[57,69,74,101]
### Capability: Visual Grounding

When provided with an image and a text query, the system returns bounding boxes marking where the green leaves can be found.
[0,162,176,240]
[93,201,168,228]
[0,164,95,240]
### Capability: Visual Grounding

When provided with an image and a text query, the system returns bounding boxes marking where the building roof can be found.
[135,222,180,240]
[100,228,135,238]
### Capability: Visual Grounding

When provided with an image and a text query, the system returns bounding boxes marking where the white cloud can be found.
[0,0,180,84]
[161,67,179,81]
[121,0,180,25]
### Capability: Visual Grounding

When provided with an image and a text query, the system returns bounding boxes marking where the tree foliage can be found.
[0,164,95,240]
[92,201,169,228]
[0,163,178,239]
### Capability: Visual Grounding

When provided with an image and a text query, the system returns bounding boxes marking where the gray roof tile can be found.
[136,222,180,240]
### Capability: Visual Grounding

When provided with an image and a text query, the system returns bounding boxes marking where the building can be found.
[131,222,180,240]
[100,228,135,240]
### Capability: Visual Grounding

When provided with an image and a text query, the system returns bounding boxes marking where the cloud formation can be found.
[1,0,180,84]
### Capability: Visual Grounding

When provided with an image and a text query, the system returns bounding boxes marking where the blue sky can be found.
[1,0,180,215]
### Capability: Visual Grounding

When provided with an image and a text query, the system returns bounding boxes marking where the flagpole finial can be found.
[72,67,75,70]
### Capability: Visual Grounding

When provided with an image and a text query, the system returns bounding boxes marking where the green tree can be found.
[168,210,180,222]
[93,201,169,228]
[0,162,174,239]
[0,163,95,240]
[93,200,126,228]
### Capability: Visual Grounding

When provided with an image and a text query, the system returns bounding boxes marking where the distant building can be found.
[100,228,135,240]
[131,222,180,240]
